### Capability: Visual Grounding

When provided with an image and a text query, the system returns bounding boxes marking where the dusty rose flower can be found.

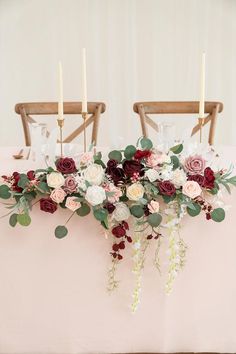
[50,188,66,203]
[64,176,77,194]
[148,200,160,214]
[182,181,202,199]
[184,155,206,175]
[65,196,81,212]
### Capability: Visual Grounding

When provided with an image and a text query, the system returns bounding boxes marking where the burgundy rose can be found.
[123,160,144,177]
[12,172,23,192]
[27,170,35,181]
[203,167,215,189]
[63,176,77,194]
[40,198,57,214]
[158,180,176,196]
[134,149,151,160]
[56,157,77,174]
[107,159,118,169]
[188,174,204,186]
[104,202,116,214]
[112,225,126,238]
[106,166,125,185]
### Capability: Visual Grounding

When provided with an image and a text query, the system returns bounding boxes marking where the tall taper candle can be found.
[58,61,64,120]
[199,52,206,118]
[82,48,87,113]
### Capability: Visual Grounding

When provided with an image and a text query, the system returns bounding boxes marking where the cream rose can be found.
[148,200,160,214]
[171,168,187,188]
[50,188,66,203]
[145,168,159,182]
[65,196,81,212]
[126,183,145,201]
[47,172,65,189]
[83,164,104,185]
[85,185,106,206]
[182,181,202,199]
[113,202,130,221]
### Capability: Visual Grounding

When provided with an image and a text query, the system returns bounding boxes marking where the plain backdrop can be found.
[0,0,235,147]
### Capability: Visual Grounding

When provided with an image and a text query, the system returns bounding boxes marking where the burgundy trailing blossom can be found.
[56,157,77,174]
[104,202,116,214]
[27,170,35,181]
[158,180,176,196]
[134,149,151,160]
[40,198,57,214]
[12,172,23,192]
[111,222,132,260]
[203,167,215,189]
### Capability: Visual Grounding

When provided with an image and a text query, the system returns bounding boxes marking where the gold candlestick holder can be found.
[198,117,205,143]
[57,118,64,157]
[82,112,87,152]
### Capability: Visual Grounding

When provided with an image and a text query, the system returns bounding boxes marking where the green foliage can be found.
[147,213,162,227]
[187,203,201,217]
[130,205,144,218]
[94,159,106,168]
[140,137,153,150]
[211,208,225,222]
[170,143,183,154]
[162,194,176,203]
[124,145,136,159]
[55,225,68,238]
[0,185,11,199]
[17,213,31,226]
[108,150,122,163]
[37,181,50,193]
[170,155,180,170]
[93,208,108,221]
[9,213,18,227]
[76,203,91,216]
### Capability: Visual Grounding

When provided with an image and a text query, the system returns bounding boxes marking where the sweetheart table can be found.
[0,146,236,354]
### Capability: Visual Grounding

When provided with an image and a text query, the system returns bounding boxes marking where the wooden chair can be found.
[133,101,223,145]
[15,102,106,146]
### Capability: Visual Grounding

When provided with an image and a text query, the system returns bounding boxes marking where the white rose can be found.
[171,168,187,188]
[159,164,173,180]
[83,164,104,185]
[182,181,202,199]
[145,168,159,182]
[65,196,81,212]
[85,185,106,206]
[50,188,66,203]
[126,182,145,201]
[148,200,160,214]
[47,172,65,189]
[113,202,130,221]
[75,176,87,191]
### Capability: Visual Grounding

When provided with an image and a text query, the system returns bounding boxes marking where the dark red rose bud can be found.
[112,244,120,252]
[134,149,152,160]
[1,175,8,180]
[126,236,132,243]
[56,157,77,174]
[203,167,215,189]
[188,174,204,186]
[104,202,116,214]
[118,241,125,249]
[158,180,176,196]
[117,254,123,260]
[112,225,126,238]
[107,159,118,168]
[40,198,57,214]
[122,221,129,230]
[110,252,117,258]
[27,170,35,181]
[13,172,20,183]
[123,160,144,177]
[147,234,153,240]
[206,213,211,220]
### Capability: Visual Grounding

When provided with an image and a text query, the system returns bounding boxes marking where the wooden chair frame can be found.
[15,102,106,146]
[133,101,223,145]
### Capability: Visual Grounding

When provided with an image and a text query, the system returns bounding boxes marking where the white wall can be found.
[0,0,235,147]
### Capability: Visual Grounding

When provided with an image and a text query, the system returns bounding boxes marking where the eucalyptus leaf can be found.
[130,205,144,218]
[140,137,153,150]
[108,150,122,163]
[170,143,183,154]
[0,185,11,199]
[55,225,68,238]
[17,213,31,226]
[147,213,162,227]
[76,203,91,216]
[170,155,180,170]
[9,213,18,227]
[93,208,108,221]
[18,174,29,189]
[187,203,201,217]
[211,208,225,222]
[124,145,136,159]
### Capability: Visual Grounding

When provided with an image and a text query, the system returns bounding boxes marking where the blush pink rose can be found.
[104,183,122,203]
[50,188,66,203]
[184,155,206,175]
[64,176,77,194]
[148,200,160,214]
[146,152,170,167]
[65,197,81,212]
[80,152,93,165]
[182,181,202,199]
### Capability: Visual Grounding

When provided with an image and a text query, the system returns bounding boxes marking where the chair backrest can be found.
[15,102,106,146]
[133,101,223,145]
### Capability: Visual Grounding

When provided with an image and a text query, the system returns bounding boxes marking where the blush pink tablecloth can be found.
[0,146,236,354]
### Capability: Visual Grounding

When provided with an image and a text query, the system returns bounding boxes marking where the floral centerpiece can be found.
[0,137,236,311]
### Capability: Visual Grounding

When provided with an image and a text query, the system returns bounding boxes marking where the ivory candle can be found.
[58,61,64,120]
[199,52,206,118]
[82,48,87,113]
